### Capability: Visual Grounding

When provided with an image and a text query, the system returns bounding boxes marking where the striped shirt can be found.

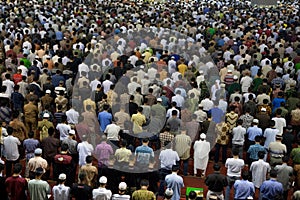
[174,134,191,160]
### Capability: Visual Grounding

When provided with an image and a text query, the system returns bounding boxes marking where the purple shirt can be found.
[94,142,113,167]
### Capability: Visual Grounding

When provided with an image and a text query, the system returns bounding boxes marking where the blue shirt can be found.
[247,144,266,160]
[165,173,184,200]
[52,74,65,87]
[260,179,283,199]
[210,107,224,123]
[135,145,154,165]
[234,179,255,199]
[247,126,262,141]
[272,98,286,113]
[98,111,112,132]
[55,31,63,41]
[250,65,260,78]
[23,138,40,160]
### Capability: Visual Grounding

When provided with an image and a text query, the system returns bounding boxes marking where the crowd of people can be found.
[0,0,300,199]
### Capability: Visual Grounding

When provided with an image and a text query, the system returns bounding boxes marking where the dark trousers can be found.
[158,168,171,196]
[5,159,19,177]
[214,143,228,163]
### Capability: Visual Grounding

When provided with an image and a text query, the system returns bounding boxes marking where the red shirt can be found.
[13,74,23,85]
[5,175,28,200]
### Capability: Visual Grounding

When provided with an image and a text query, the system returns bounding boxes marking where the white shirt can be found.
[77,141,94,166]
[92,187,112,200]
[166,107,180,118]
[159,148,180,169]
[18,65,28,76]
[52,184,70,200]
[102,80,113,94]
[171,94,185,108]
[90,79,101,91]
[225,158,245,177]
[78,63,89,77]
[2,79,14,96]
[105,124,121,141]
[66,109,79,125]
[127,81,141,95]
[232,125,246,145]
[200,98,214,111]
[272,117,286,135]
[56,123,71,141]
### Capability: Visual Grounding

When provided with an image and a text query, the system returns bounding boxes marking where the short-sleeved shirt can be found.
[132,189,156,200]
[135,145,154,165]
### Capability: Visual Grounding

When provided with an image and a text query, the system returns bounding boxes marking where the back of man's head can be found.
[140,179,149,187]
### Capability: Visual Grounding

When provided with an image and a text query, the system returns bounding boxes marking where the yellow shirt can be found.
[178,63,188,77]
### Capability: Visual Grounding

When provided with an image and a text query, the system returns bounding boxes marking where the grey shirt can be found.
[274,163,293,191]
[3,135,20,161]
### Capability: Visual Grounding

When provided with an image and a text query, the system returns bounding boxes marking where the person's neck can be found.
[141,186,148,190]
[233,155,239,159]
[12,173,20,177]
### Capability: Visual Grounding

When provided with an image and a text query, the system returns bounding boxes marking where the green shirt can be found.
[291,147,300,164]
[132,189,156,200]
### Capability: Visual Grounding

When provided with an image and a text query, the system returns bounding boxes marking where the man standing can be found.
[225,149,245,200]
[92,176,112,200]
[3,126,20,177]
[193,133,210,177]
[132,179,156,200]
[5,163,28,200]
[61,129,78,166]
[232,119,246,159]
[260,169,284,200]
[37,113,54,141]
[174,129,191,176]
[205,164,228,200]
[268,134,287,166]
[165,165,184,200]
[291,142,300,189]
[98,104,112,133]
[28,167,51,200]
[246,119,262,149]
[135,138,154,169]
[250,151,271,189]
[233,171,255,200]
[27,148,48,179]
[41,127,60,180]
[77,135,94,167]
[94,135,114,176]
[56,115,71,141]
[52,173,70,200]
[166,110,182,135]
[23,97,38,134]
[53,144,73,186]
[79,155,98,188]
[131,107,146,134]
[247,136,266,166]
[9,111,27,141]
[112,182,131,200]
[158,141,180,196]
[104,120,121,147]
[274,156,293,200]
[263,120,279,150]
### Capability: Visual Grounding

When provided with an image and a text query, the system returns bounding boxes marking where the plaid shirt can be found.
[159,131,174,147]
